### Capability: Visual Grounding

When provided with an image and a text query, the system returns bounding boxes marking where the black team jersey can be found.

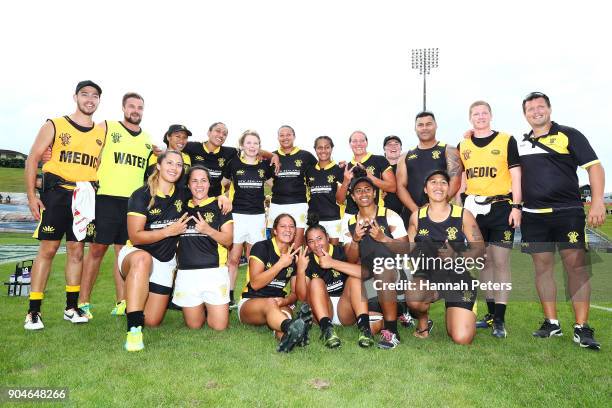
[305,162,344,221]
[183,142,238,197]
[127,185,186,262]
[517,122,599,212]
[305,244,347,296]
[272,147,317,205]
[347,207,395,274]
[177,197,233,269]
[242,238,296,298]
[345,153,392,215]
[384,163,403,215]
[404,142,448,207]
[222,157,275,215]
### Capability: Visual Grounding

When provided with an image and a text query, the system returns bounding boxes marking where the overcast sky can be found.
[2,0,610,190]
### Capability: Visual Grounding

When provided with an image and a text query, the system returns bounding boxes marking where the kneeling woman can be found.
[406,170,484,345]
[295,219,375,349]
[238,214,309,352]
[174,166,233,330]
[119,150,189,351]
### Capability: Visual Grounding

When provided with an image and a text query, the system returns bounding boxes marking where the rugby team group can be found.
[21,80,605,352]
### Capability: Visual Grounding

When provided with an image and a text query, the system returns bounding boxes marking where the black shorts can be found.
[33,187,78,241]
[520,208,586,253]
[86,195,129,245]
[475,201,515,248]
[412,270,477,312]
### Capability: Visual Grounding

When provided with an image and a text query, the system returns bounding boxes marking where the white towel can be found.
[463,195,491,217]
[72,182,96,241]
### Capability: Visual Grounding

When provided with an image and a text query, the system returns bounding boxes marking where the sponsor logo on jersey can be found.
[491,149,500,155]
[149,208,161,215]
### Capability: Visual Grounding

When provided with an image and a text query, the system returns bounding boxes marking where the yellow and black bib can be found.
[459,132,511,196]
[97,121,153,197]
[42,116,105,183]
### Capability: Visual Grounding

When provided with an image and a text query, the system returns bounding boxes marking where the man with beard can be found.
[396,112,462,218]
[24,80,105,330]
[78,92,153,318]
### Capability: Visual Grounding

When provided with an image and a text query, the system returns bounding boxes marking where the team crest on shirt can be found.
[408,153,418,160]
[332,269,340,278]
[462,150,471,160]
[295,159,303,167]
[327,175,335,183]
[203,212,215,223]
[418,228,429,236]
[218,157,226,167]
[195,155,204,161]
[266,262,272,269]
[567,231,579,244]
[432,150,441,160]
[446,227,458,240]
[86,223,96,237]
[111,132,122,143]
[149,208,161,215]
[286,267,294,278]
[503,231,512,241]
[237,169,245,175]
[258,169,265,178]
[174,200,182,213]
[59,132,71,146]
[309,177,315,182]
[366,166,375,174]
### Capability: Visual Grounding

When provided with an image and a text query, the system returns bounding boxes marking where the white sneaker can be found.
[63,308,89,324]
[24,311,44,330]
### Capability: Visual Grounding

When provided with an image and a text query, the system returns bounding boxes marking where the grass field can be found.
[0,167,26,193]
[0,232,610,407]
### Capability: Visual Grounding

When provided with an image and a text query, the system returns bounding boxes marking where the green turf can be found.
[0,247,610,407]
[0,167,26,193]
[0,232,37,245]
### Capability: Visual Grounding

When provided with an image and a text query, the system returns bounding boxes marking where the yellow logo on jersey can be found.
[174,200,182,213]
[491,149,500,155]
[86,223,95,237]
[567,231,579,244]
[42,225,55,233]
[59,133,71,146]
[332,269,340,278]
[295,159,303,167]
[111,132,122,144]
[408,153,418,160]
[380,226,386,234]
[237,169,245,175]
[266,262,272,269]
[366,165,375,174]
[503,231,512,241]
[195,155,205,161]
[204,212,215,223]
[432,150,441,160]
[327,175,335,183]
[312,273,319,279]
[258,169,265,178]
[462,291,473,302]
[446,227,458,240]
[418,228,429,236]
[218,157,226,167]
[286,266,294,278]
[149,208,161,215]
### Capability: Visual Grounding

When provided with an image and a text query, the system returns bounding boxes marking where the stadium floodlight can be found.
[411,48,439,111]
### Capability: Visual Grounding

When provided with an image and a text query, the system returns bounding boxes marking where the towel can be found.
[463,195,491,217]
[72,182,96,241]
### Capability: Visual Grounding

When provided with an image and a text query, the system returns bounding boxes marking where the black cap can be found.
[383,135,402,147]
[75,80,102,95]
[424,169,450,186]
[163,124,192,145]
[349,176,376,193]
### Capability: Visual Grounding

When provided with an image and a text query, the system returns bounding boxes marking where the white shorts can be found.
[318,219,342,239]
[340,212,356,243]
[267,202,308,229]
[330,296,341,325]
[118,245,176,290]
[233,213,267,244]
[172,267,230,307]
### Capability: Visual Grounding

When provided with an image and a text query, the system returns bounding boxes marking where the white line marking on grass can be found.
[591,304,612,312]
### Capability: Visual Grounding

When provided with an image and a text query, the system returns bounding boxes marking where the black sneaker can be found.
[573,324,601,350]
[277,319,306,353]
[476,313,494,329]
[320,326,341,349]
[492,320,507,338]
[228,298,237,311]
[358,326,375,348]
[296,303,312,347]
[532,319,563,338]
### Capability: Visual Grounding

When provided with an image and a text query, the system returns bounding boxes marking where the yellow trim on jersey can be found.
[377,206,386,217]
[348,215,357,225]
[418,206,428,218]
[272,237,281,256]
[250,255,264,265]
[203,143,221,154]
[239,154,260,164]
[533,132,569,154]
[187,197,216,208]
[228,182,236,202]
[581,159,600,169]
[315,161,336,170]
[277,146,300,156]
[382,165,393,174]
[438,142,447,147]
[218,245,228,267]
[450,204,462,218]
[314,244,334,264]
[156,186,175,198]
[127,211,147,217]
[351,152,372,164]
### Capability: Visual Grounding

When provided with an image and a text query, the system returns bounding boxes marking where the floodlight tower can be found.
[411,48,439,111]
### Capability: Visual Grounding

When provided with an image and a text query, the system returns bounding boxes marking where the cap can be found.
[349,176,376,193]
[424,169,450,186]
[383,135,402,147]
[75,80,102,95]
[163,124,192,145]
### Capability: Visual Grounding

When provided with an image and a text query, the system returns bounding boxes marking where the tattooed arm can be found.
[461,209,485,260]
[445,146,463,200]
